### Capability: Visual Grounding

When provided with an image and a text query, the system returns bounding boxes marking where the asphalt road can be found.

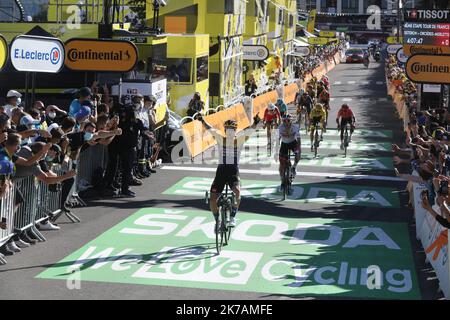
[0,59,443,300]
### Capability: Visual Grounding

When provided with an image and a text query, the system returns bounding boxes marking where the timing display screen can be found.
[404,22,450,46]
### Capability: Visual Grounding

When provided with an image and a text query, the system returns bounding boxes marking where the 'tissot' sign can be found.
[10,35,65,73]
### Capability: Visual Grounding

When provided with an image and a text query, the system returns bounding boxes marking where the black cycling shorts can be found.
[211,165,240,194]
[339,118,354,129]
[279,140,300,161]
[311,116,323,126]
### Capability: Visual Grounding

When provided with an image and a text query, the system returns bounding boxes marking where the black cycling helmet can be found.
[342,104,349,109]
[224,119,237,129]
[282,114,292,124]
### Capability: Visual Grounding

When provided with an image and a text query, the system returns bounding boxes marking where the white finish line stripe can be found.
[161,166,404,182]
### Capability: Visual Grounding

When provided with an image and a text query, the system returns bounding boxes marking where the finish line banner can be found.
[37,208,420,299]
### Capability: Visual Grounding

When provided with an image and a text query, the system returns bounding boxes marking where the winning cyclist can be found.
[263,103,281,142]
[278,114,301,191]
[336,104,356,150]
[200,115,260,229]
[309,103,327,151]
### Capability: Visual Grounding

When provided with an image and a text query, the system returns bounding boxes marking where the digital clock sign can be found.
[403,22,450,46]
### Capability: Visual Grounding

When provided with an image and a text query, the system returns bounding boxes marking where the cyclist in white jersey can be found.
[278,114,301,190]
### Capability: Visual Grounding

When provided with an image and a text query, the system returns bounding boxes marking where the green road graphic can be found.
[204,152,393,170]
[163,177,400,208]
[37,208,420,299]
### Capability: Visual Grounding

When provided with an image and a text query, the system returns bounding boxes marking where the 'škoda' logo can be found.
[64,39,137,72]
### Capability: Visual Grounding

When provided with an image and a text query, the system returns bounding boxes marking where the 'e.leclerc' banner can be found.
[406,54,450,84]
[10,35,64,73]
[64,39,138,72]
[0,34,7,71]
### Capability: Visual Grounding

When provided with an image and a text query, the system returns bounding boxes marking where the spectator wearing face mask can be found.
[2,90,22,117]
[44,105,67,127]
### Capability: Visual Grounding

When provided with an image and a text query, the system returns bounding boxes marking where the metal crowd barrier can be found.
[76,144,108,191]
[0,187,16,248]
[13,176,46,242]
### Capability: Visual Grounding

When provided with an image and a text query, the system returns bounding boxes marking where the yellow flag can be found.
[307,10,317,34]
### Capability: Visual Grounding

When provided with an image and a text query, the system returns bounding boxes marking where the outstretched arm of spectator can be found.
[36,170,76,185]
[394,168,423,183]
[15,143,52,167]
[93,128,122,140]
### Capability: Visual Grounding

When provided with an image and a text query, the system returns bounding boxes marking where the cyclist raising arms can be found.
[278,114,301,191]
[263,103,281,142]
[309,103,327,151]
[336,104,356,150]
[200,115,259,228]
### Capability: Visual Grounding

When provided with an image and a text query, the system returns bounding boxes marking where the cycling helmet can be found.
[341,104,349,109]
[282,114,292,123]
[268,103,276,111]
[0,159,14,175]
[224,119,238,129]
[315,103,324,110]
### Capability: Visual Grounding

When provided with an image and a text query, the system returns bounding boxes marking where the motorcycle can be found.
[363,57,370,69]
[374,51,381,62]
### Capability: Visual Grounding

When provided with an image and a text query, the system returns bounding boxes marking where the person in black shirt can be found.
[245,74,258,96]
[103,103,143,198]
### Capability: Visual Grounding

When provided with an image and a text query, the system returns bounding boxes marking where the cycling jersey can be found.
[264,107,281,123]
[310,108,327,120]
[279,123,300,144]
[337,108,354,119]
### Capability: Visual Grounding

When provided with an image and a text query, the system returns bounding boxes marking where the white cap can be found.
[47,123,60,133]
[6,90,22,98]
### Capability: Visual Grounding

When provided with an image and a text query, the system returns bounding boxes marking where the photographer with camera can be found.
[187,92,204,118]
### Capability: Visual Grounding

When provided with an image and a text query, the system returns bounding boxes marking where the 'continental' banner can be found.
[307,9,317,34]
[405,54,450,84]
[64,39,138,72]
[0,34,7,71]
[403,44,450,56]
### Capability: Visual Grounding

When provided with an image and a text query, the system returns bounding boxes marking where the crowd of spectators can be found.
[0,83,165,257]
[388,54,450,229]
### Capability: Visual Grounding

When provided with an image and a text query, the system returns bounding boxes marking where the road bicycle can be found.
[311,122,321,158]
[281,149,295,201]
[205,185,235,254]
[296,107,309,134]
[342,123,351,158]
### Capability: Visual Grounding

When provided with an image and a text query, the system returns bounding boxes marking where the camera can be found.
[438,180,449,196]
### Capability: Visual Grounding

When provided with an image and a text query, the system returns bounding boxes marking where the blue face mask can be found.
[45,155,54,162]
[84,132,94,141]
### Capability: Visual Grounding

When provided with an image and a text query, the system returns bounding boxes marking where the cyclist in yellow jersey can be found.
[309,104,327,151]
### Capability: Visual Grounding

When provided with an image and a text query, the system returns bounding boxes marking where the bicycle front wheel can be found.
[216,210,225,254]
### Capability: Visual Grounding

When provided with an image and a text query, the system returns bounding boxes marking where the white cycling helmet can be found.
[268,103,276,111]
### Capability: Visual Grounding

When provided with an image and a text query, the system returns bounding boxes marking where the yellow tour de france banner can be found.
[387,36,403,44]
[319,31,336,38]
[308,37,329,45]
[0,34,8,71]
[307,9,317,34]
[155,103,168,130]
